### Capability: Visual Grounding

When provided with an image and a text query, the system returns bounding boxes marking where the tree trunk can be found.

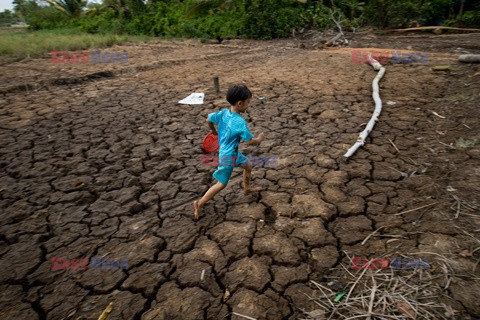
[459,0,465,17]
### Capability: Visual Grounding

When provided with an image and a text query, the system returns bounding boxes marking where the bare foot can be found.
[193,200,201,220]
[244,187,262,195]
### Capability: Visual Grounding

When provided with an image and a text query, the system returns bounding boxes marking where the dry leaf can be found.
[444,305,459,317]
[307,309,325,319]
[223,289,230,302]
[396,301,416,319]
[61,308,77,320]
[459,250,472,257]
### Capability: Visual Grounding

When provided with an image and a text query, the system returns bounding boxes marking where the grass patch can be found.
[455,135,480,148]
[0,28,153,63]
[447,92,474,103]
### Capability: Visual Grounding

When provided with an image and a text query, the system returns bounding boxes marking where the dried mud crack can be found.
[1,37,479,319]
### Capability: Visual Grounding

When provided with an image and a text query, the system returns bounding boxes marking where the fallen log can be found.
[343,55,386,160]
[388,26,480,33]
[459,54,480,63]
[325,33,343,46]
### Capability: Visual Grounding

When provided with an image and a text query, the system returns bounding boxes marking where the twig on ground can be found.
[345,266,369,303]
[379,163,408,177]
[430,110,446,119]
[394,203,437,216]
[388,138,400,153]
[361,226,386,245]
[366,275,377,320]
[231,312,257,320]
[436,138,456,149]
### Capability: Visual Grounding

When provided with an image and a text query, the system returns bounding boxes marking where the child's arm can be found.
[206,118,218,135]
[246,132,264,146]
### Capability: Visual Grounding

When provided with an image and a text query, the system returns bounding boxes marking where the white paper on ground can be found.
[179,92,205,105]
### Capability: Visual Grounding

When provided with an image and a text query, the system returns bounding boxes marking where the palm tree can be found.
[43,0,87,17]
[186,0,307,18]
[98,0,145,18]
[185,0,235,18]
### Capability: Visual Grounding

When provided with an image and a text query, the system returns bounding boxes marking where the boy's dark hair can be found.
[226,84,252,105]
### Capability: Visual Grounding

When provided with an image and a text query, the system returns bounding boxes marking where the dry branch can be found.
[326,33,343,46]
[326,9,346,47]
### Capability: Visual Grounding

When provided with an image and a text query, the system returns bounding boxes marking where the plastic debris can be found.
[72,181,86,191]
[97,302,113,320]
[179,92,204,105]
[432,66,459,71]
[334,291,346,302]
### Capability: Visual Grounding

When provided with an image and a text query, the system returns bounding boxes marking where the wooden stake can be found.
[213,76,220,93]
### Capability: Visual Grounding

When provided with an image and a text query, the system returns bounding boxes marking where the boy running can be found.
[194,84,264,220]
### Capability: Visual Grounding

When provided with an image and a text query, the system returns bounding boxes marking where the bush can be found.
[363,0,423,28]
[453,10,480,28]
[232,0,308,39]
[23,6,70,30]
[13,0,479,39]
[79,9,121,34]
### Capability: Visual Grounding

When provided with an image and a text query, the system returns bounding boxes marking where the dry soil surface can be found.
[1,34,480,320]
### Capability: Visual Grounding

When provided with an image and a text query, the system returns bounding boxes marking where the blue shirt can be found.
[208,109,253,160]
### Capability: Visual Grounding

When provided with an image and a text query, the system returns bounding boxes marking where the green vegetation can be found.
[4,0,480,37]
[456,135,480,148]
[0,28,150,63]
[0,0,478,62]
[4,0,479,35]
[43,0,88,18]
[0,9,21,25]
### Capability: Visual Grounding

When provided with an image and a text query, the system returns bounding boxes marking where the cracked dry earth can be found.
[1,37,480,320]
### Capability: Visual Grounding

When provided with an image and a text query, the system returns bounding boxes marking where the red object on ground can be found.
[202,132,219,153]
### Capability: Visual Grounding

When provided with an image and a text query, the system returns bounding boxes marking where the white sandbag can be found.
[459,54,480,63]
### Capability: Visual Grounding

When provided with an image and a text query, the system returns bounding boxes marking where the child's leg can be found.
[193,182,226,220]
[242,163,262,195]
